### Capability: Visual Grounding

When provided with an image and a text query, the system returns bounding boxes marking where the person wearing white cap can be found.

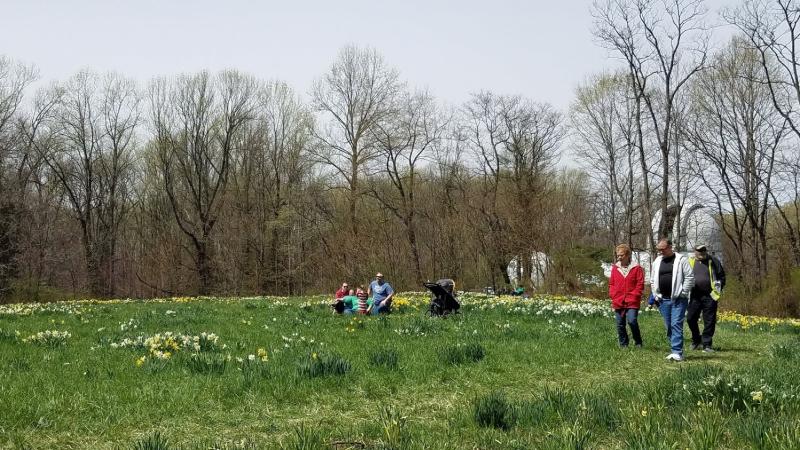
[687,244,726,352]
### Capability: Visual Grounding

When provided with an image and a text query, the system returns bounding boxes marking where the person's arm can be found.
[608,267,616,299]
[716,257,726,290]
[650,259,660,298]
[680,257,695,299]
[384,286,395,305]
[629,266,644,304]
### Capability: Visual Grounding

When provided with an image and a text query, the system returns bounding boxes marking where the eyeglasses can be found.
[656,247,670,252]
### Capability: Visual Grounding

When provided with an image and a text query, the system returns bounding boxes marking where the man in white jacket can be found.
[651,238,694,361]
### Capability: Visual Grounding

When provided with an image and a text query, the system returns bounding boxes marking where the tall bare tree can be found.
[247,81,314,293]
[370,90,447,284]
[310,45,402,239]
[572,72,642,247]
[687,38,787,286]
[0,56,38,298]
[30,71,140,296]
[593,0,710,242]
[149,71,257,295]
[728,0,800,264]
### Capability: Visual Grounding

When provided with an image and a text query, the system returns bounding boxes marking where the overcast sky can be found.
[1,0,740,113]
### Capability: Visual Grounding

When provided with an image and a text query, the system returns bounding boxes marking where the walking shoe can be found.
[691,343,702,351]
[634,343,643,349]
[702,347,715,353]
[665,353,684,361]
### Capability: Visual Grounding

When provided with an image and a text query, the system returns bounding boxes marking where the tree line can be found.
[1,0,799,316]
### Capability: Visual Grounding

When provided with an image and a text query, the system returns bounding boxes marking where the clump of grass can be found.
[239,358,270,386]
[297,352,350,378]
[686,405,726,450]
[619,407,672,450]
[438,342,485,365]
[769,340,800,360]
[283,424,326,449]
[539,421,591,450]
[473,391,515,430]
[0,328,19,342]
[185,353,227,375]
[583,393,621,431]
[380,406,410,449]
[734,412,769,449]
[370,348,399,370]
[770,419,800,449]
[8,357,30,372]
[540,387,581,423]
[132,431,170,450]
[146,359,171,374]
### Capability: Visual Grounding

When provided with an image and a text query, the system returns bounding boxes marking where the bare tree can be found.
[310,45,402,239]
[28,71,140,296]
[687,38,787,286]
[727,0,800,264]
[464,91,512,288]
[593,0,710,243]
[0,56,38,298]
[464,92,563,289]
[149,71,257,295]
[370,90,448,284]
[246,81,314,293]
[500,96,564,285]
[572,72,640,247]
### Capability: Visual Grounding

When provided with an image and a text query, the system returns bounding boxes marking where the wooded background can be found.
[2,0,799,316]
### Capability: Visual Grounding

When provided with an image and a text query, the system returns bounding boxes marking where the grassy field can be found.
[1,293,799,449]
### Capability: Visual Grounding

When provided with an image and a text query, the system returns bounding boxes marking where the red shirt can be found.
[609,263,644,310]
[335,288,348,299]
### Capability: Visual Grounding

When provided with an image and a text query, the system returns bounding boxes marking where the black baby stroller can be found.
[424,278,461,316]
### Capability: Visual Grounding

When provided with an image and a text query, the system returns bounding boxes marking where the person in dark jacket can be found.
[609,244,645,348]
[687,244,726,352]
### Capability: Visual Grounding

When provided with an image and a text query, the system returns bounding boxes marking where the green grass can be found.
[0,294,798,449]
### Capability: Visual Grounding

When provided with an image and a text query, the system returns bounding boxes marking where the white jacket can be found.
[650,253,694,300]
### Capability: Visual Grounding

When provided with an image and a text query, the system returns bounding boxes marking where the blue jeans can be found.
[658,297,687,355]
[371,302,390,315]
[614,308,642,347]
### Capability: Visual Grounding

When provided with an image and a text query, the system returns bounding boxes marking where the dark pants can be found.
[615,308,642,347]
[687,295,717,348]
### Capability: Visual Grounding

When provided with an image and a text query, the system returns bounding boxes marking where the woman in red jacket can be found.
[609,244,645,348]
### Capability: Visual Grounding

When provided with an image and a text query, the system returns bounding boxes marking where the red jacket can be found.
[609,263,644,310]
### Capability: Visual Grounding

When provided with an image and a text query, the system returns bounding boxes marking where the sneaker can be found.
[634,343,643,349]
[691,343,702,351]
[665,353,684,361]
[702,347,715,353]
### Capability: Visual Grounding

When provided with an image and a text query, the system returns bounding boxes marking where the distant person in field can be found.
[342,289,359,315]
[331,282,349,314]
[335,282,349,299]
[651,238,694,362]
[367,272,394,315]
[356,285,369,315]
[687,244,726,353]
[609,243,645,348]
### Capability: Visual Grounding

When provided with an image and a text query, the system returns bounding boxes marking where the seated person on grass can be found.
[356,286,370,315]
[342,289,359,315]
[367,272,394,315]
[332,282,349,314]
